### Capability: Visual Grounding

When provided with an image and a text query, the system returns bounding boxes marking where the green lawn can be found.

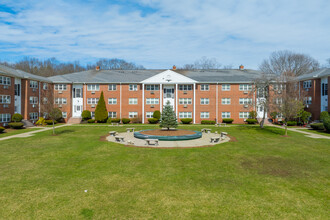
[0,127,42,138]
[297,128,330,137]
[0,125,329,219]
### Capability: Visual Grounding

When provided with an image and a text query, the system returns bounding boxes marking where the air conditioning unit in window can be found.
[305,88,309,92]
[91,91,95,94]
[59,91,63,94]
[32,104,36,108]
[183,91,187,94]
[3,86,8,89]
[151,105,155,108]
[92,104,95,108]
[150,91,154,94]
[184,104,188,108]
[244,91,248,94]
[244,105,248,108]
[59,104,62,108]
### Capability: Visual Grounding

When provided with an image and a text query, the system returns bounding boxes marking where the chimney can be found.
[172,65,176,70]
[96,66,100,71]
[239,64,244,70]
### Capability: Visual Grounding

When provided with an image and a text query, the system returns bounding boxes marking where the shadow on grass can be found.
[55,129,75,135]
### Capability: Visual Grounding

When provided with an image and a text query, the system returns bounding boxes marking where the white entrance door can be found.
[163,85,175,109]
[72,84,83,117]
[14,78,21,114]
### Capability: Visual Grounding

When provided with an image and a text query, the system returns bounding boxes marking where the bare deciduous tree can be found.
[95,58,145,70]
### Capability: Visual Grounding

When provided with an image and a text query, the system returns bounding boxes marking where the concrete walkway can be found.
[0,124,68,141]
[268,124,330,139]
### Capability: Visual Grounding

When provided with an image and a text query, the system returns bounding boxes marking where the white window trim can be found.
[129,98,138,105]
[108,98,117,105]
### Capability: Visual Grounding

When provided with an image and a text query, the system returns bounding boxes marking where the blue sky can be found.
[0,0,329,69]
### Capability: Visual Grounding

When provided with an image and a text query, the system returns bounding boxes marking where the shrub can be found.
[249,111,257,119]
[286,121,297,126]
[106,118,112,123]
[122,118,131,124]
[110,118,121,123]
[320,111,329,121]
[299,110,311,124]
[36,117,45,126]
[201,120,216,125]
[222,118,234,124]
[181,118,192,124]
[310,123,324,130]
[131,117,142,124]
[270,112,278,122]
[12,113,23,122]
[8,122,24,129]
[148,118,159,124]
[87,119,95,123]
[95,91,108,123]
[0,126,5,133]
[45,120,57,125]
[323,116,330,133]
[246,119,258,124]
[81,110,92,121]
[153,110,161,120]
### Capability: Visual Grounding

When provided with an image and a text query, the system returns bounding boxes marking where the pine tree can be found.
[160,101,178,130]
[95,91,108,123]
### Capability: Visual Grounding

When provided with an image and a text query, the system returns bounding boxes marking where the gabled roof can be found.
[298,68,330,81]
[0,64,52,82]
[141,70,197,84]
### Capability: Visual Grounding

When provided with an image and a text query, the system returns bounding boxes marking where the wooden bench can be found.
[210,137,221,143]
[109,131,117,136]
[115,136,125,143]
[145,139,159,146]
[126,128,135,133]
[205,129,212,134]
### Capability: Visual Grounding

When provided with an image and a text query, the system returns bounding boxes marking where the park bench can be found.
[109,131,117,136]
[126,128,135,133]
[115,136,125,143]
[210,137,221,143]
[145,139,159,146]
[205,129,212,134]
[221,132,228,138]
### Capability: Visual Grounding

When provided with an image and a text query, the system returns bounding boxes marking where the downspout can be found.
[216,83,218,123]
[120,83,122,119]
[193,83,196,124]
[142,83,145,123]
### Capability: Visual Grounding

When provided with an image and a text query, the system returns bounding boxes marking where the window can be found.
[200,84,209,91]
[322,83,328,96]
[129,112,138,118]
[200,112,209,118]
[146,98,159,104]
[179,85,192,91]
[0,95,11,104]
[179,98,192,105]
[29,96,38,104]
[108,98,117,105]
[239,84,252,91]
[55,98,67,104]
[0,76,11,85]
[221,98,231,105]
[91,112,95,118]
[273,84,284,91]
[129,84,138,91]
[304,97,312,105]
[43,97,48,104]
[43,83,48,90]
[222,112,231,118]
[62,112,67,119]
[239,112,249,118]
[222,84,230,91]
[274,98,283,104]
[129,98,138,104]
[303,80,312,89]
[179,112,192,118]
[0,113,11,122]
[87,98,99,104]
[29,112,38,120]
[108,112,117,118]
[30,81,38,89]
[200,98,209,105]
[87,84,99,91]
[108,84,117,91]
[146,85,159,90]
[146,112,154,118]
[239,98,252,104]
[14,84,20,96]
[54,84,67,91]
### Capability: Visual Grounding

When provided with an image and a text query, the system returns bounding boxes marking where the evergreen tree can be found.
[160,101,178,130]
[95,91,108,122]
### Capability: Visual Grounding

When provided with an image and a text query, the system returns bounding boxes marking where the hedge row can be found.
[246,119,258,124]
[181,118,192,124]
[222,119,234,124]
[201,120,216,125]
[310,123,324,130]
[0,126,5,133]
[8,122,24,129]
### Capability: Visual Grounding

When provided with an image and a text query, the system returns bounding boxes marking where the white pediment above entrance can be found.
[141,70,197,84]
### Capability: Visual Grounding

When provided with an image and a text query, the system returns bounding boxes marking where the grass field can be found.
[297,128,330,137]
[0,127,42,138]
[0,125,329,219]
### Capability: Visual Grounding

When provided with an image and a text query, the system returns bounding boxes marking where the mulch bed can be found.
[140,129,195,136]
[99,135,108,142]
[228,135,237,142]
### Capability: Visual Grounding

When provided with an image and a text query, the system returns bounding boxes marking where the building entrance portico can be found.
[163,85,175,109]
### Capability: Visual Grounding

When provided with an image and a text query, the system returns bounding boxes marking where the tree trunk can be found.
[52,120,55,135]
[260,110,266,128]
[285,124,288,136]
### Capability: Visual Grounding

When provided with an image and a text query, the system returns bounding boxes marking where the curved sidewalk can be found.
[268,124,330,139]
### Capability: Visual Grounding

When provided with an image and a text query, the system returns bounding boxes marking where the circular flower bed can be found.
[134,129,202,141]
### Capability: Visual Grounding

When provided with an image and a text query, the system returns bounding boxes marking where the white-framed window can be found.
[179,112,192,118]
[108,84,117,91]
[303,80,312,89]
[43,83,48,90]
[273,84,284,91]
[55,98,67,104]
[29,112,38,120]
[200,98,209,105]
[29,96,38,104]
[179,98,192,105]
[129,112,138,118]
[222,112,231,118]
[54,84,67,91]
[146,98,159,104]
[239,112,249,118]
[108,98,117,105]
[30,81,38,89]
[91,112,95,118]
[62,112,67,119]
[129,98,138,104]
[87,84,100,91]
[221,98,231,105]
[145,85,159,90]
[239,98,252,104]
[43,97,48,104]
[304,96,312,105]
[274,98,283,104]
[200,112,209,118]
[146,112,154,118]
[108,112,117,118]
[0,95,11,104]
[179,85,192,91]
[129,84,138,91]
[87,98,99,105]
[222,84,230,91]
[239,84,252,91]
[200,84,209,91]
[0,113,11,122]
[0,76,11,85]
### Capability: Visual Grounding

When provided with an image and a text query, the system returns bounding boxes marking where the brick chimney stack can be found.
[239,65,244,70]
[96,66,100,71]
[172,65,176,70]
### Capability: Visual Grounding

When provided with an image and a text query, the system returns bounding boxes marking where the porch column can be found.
[142,83,145,124]
[193,83,196,124]
[216,83,218,123]
[175,83,178,116]
[120,83,122,119]
[160,84,162,112]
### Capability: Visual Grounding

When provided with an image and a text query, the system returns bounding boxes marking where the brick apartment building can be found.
[1,64,329,126]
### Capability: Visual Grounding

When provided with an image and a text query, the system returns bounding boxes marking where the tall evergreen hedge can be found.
[95,91,108,123]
